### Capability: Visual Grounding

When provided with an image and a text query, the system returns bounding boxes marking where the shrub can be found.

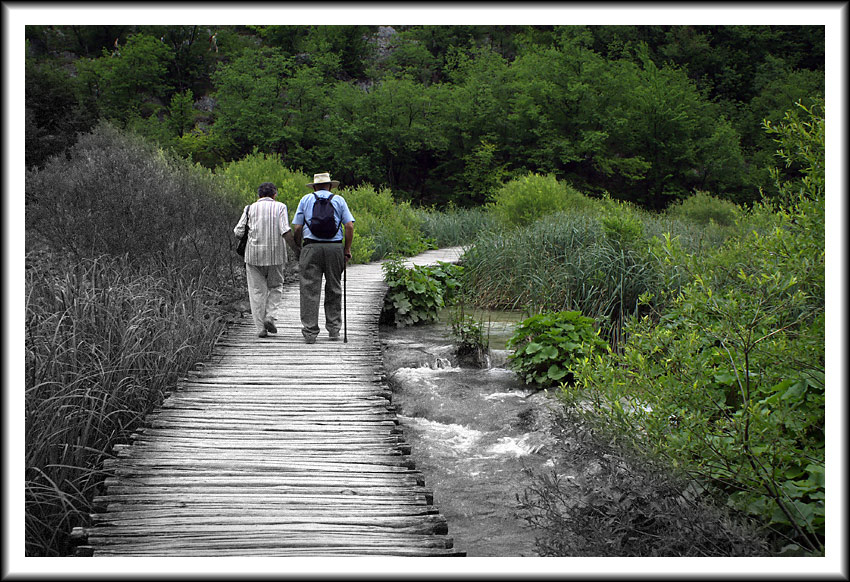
[507,311,607,388]
[666,190,741,227]
[25,121,243,285]
[488,172,595,228]
[342,184,429,261]
[216,150,310,216]
[598,197,647,249]
[381,258,462,327]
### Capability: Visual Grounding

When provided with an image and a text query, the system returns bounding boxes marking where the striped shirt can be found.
[233,198,291,266]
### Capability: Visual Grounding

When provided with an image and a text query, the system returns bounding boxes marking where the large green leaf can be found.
[547,364,568,381]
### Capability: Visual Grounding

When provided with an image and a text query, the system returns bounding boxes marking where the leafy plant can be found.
[507,311,607,388]
[598,197,646,249]
[381,258,462,327]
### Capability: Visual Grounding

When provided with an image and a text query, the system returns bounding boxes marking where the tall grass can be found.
[25,252,230,555]
[412,206,500,248]
[24,122,246,555]
[461,211,661,342]
[459,196,741,346]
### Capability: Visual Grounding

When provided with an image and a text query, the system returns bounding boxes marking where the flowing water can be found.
[381,317,563,557]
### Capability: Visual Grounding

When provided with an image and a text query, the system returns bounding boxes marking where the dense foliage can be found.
[558,100,825,554]
[26,24,823,209]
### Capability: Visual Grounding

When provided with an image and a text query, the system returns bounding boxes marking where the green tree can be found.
[167,89,196,138]
[25,53,96,168]
[140,25,220,97]
[210,47,295,157]
[76,33,174,122]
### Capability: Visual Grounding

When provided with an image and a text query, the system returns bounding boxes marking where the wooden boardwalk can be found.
[73,248,466,557]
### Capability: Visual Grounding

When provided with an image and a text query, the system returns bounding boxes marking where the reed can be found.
[25,252,230,555]
[460,202,740,346]
[461,212,661,342]
[412,206,500,248]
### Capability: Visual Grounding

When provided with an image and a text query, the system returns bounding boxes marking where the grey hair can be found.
[258,182,277,198]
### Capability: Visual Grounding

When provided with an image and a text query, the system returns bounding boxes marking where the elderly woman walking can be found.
[234,182,298,338]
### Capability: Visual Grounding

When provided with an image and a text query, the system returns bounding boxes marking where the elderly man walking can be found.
[291,172,355,344]
[234,182,297,338]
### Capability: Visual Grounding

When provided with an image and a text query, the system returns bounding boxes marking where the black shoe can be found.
[264,320,277,334]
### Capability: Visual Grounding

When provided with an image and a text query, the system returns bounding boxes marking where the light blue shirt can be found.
[293,190,355,242]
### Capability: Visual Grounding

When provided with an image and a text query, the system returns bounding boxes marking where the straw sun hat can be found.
[306,172,340,188]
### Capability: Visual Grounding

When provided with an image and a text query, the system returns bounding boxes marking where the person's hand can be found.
[344,251,352,263]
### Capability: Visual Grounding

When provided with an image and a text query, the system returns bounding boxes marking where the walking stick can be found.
[343,259,348,343]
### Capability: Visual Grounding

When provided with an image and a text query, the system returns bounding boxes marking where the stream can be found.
[380,315,563,557]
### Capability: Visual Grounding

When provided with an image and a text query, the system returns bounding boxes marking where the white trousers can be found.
[245,263,285,333]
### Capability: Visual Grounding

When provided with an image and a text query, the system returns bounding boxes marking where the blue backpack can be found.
[307,193,340,239]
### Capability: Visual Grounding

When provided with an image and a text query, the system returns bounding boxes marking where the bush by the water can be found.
[507,311,608,388]
[461,211,660,344]
[381,258,462,327]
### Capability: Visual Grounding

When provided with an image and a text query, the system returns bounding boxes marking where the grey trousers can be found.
[245,262,285,333]
[299,242,344,340]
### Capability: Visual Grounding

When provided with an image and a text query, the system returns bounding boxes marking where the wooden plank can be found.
[95,492,432,507]
[84,247,465,557]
